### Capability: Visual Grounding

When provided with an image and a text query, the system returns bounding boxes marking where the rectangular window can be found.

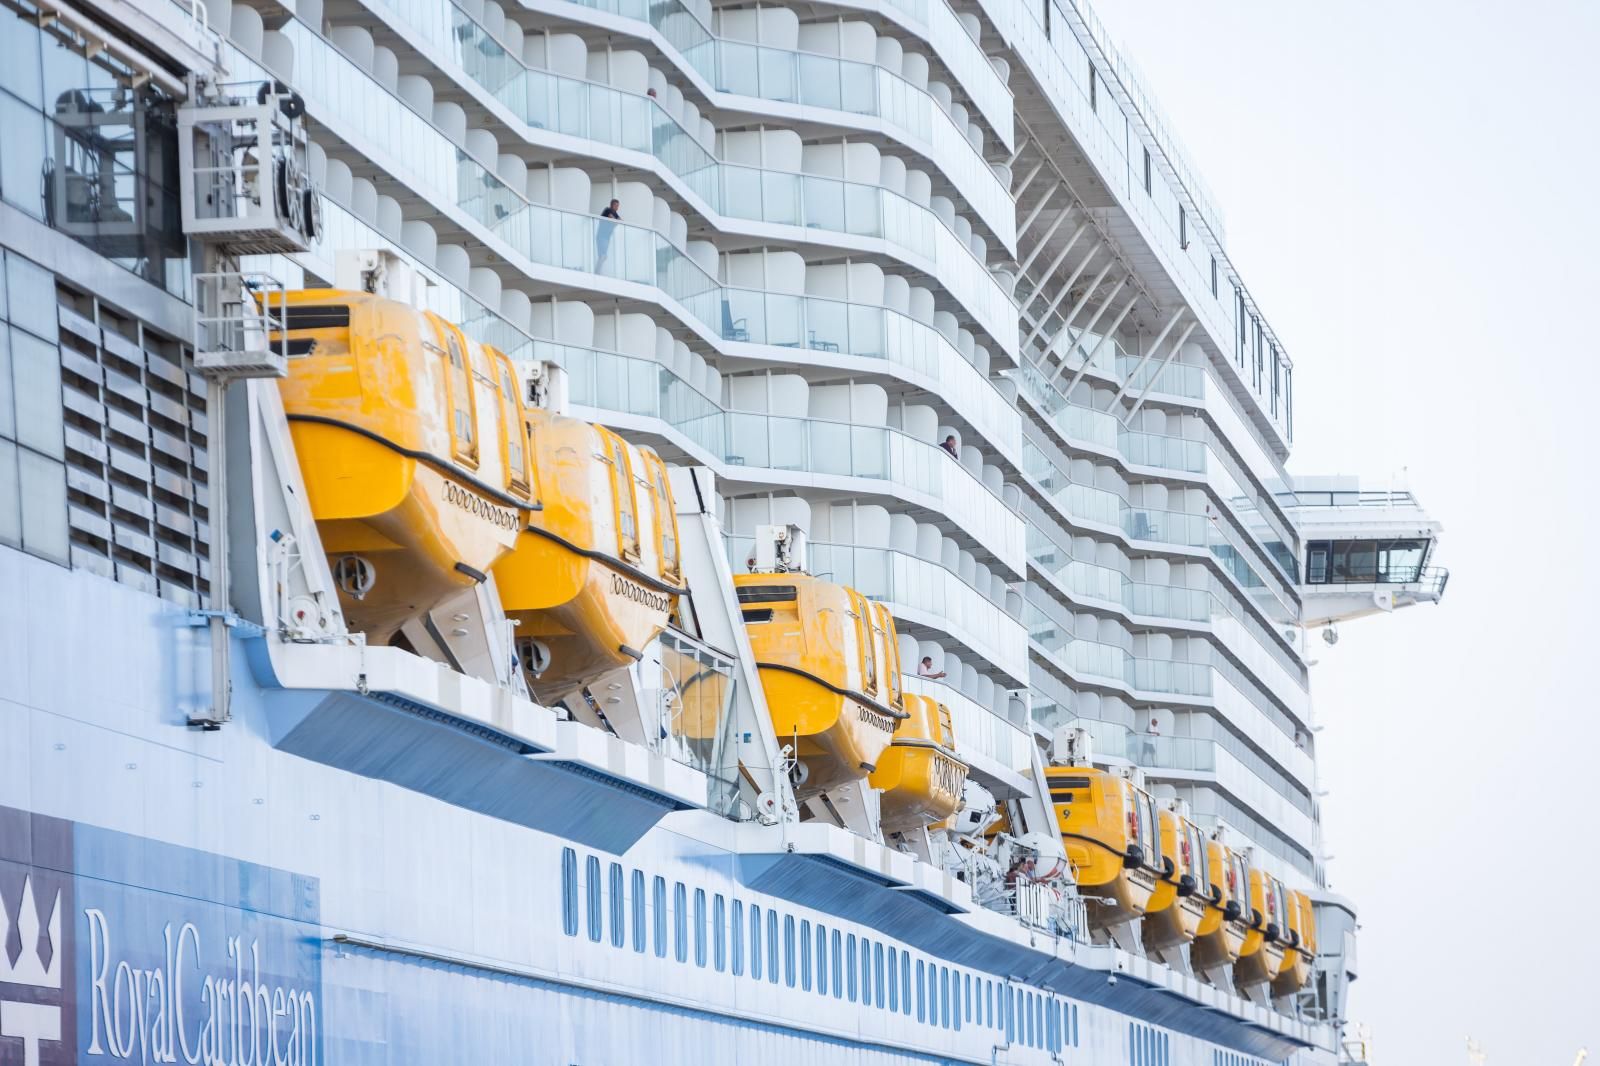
[430,316,479,466]
[901,954,911,1016]
[694,888,708,967]
[940,968,950,1028]
[873,943,885,1008]
[713,894,726,971]
[493,350,531,499]
[1089,65,1097,111]
[965,974,972,1022]
[1179,206,1188,250]
[831,930,842,999]
[749,904,762,980]
[586,856,603,943]
[846,935,858,1002]
[608,863,625,948]
[767,911,779,983]
[1143,148,1152,193]
[814,924,826,996]
[653,876,667,958]
[674,882,688,963]
[730,899,743,975]
[601,429,642,562]
[1286,368,1294,440]
[916,961,925,1022]
[560,848,578,936]
[799,919,812,991]
[887,947,899,1012]
[784,915,797,988]
[1210,256,1218,296]
[631,870,646,952]
[642,450,681,582]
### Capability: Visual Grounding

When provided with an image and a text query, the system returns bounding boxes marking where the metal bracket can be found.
[185,608,266,637]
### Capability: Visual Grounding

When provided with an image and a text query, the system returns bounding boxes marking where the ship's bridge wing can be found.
[1282,476,1448,628]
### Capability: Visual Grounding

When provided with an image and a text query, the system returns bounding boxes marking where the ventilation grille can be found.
[55,288,211,607]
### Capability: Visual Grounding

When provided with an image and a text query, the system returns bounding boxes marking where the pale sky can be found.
[1084,1,1600,1062]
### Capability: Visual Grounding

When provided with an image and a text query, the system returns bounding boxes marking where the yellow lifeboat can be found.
[870,694,968,833]
[1045,766,1161,939]
[275,290,533,643]
[1141,806,1210,958]
[493,409,686,701]
[734,574,908,795]
[1191,836,1250,980]
[1234,867,1290,997]
[1270,889,1316,1000]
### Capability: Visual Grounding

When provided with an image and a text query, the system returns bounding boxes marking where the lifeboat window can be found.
[603,433,642,562]
[643,451,681,581]
[877,607,902,707]
[736,585,796,604]
[432,317,479,466]
[849,591,878,696]
[493,353,531,499]
[281,304,350,329]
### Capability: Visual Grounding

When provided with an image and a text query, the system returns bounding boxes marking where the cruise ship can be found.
[0,0,1448,1060]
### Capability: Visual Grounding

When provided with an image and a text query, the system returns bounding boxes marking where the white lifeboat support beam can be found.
[1122,320,1200,423]
[1021,242,1104,352]
[671,466,797,826]
[1044,273,1129,387]
[1060,288,1140,398]
[1111,308,1186,406]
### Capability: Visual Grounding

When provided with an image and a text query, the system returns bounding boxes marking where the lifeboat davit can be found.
[735,574,908,795]
[1046,766,1162,940]
[1190,837,1251,981]
[275,290,533,643]
[1270,890,1316,1000]
[870,694,968,833]
[1141,806,1210,958]
[1234,867,1290,997]
[493,409,686,701]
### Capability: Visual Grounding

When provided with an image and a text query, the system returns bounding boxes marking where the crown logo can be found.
[0,875,63,990]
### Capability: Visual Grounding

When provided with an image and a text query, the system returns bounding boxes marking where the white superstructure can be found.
[0,0,1445,1060]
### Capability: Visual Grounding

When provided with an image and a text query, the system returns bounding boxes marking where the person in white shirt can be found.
[917,656,946,679]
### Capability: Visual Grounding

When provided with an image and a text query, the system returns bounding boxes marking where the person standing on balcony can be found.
[596,199,621,270]
[940,434,960,459]
[1140,717,1160,764]
[917,656,946,680]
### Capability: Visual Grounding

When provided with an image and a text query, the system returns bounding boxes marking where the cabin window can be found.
[713,894,726,971]
[749,904,762,980]
[585,856,602,943]
[694,888,707,967]
[784,916,797,988]
[494,352,531,500]
[560,848,578,936]
[603,432,642,562]
[673,882,688,963]
[730,899,744,975]
[767,910,779,982]
[432,317,479,466]
[631,870,646,952]
[608,862,625,947]
[652,876,667,958]
[643,451,681,582]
